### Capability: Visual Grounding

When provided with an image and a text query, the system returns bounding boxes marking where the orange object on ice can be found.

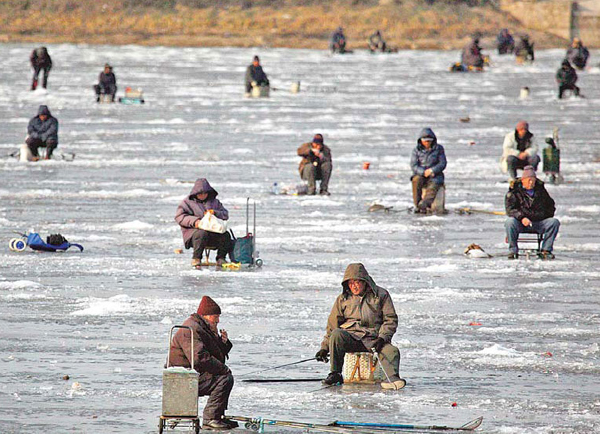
[469,322,482,326]
[363,162,370,170]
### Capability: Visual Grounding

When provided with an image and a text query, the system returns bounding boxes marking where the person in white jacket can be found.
[500,121,540,181]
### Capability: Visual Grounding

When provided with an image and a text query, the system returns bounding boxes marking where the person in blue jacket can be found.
[27,105,59,160]
[410,128,447,213]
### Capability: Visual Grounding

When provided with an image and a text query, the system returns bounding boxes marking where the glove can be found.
[315,349,329,363]
[372,338,385,353]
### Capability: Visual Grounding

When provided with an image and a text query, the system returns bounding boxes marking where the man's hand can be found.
[311,148,321,156]
[372,338,386,353]
[521,217,532,227]
[424,168,433,177]
[315,349,329,363]
[518,152,528,160]
[195,219,201,229]
[220,329,228,343]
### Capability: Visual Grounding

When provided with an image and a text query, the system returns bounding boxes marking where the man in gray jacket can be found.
[315,263,405,390]
[26,105,59,160]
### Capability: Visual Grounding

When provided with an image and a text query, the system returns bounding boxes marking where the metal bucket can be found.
[162,325,199,417]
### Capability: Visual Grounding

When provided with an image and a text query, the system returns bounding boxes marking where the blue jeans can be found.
[505,217,560,253]
[506,154,540,179]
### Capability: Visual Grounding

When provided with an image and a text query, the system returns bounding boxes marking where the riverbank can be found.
[0,0,569,50]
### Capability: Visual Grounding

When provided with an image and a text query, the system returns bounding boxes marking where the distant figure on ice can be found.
[566,38,590,70]
[410,128,446,214]
[315,263,406,390]
[500,121,540,181]
[26,105,59,160]
[244,55,269,95]
[30,46,52,90]
[168,296,237,431]
[514,35,534,64]
[496,28,514,55]
[175,178,232,269]
[94,64,117,102]
[556,59,581,99]
[330,27,347,54]
[505,166,560,260]
[461,34,485,70]
[367,30,387,53]
[297,134,332,196]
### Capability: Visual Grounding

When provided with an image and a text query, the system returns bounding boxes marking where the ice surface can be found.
[1,44,599,434]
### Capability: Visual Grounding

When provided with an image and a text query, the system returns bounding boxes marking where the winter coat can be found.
[99,71,117,87]
[410,128,446,185]
[297,142,332,174]
[515,39,534,61]
[330,29,346,48]
[27,105,59,143]
[321,263,398,351]
[556,62,578,86]
[461,40,484,68]
[500,130,538,173]
[497,30,514,54]
[169,313,233,378]
[30,47,52,69]
[505,178,555,222]
[566,46,590,69]
[245,65,269,87]
[175,179,229,247]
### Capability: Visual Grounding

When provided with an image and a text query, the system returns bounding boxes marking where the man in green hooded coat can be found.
[315,263,405,390]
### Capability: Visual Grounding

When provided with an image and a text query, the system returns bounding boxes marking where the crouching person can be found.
[410,128,446,213]
[94,63,117,102]
[505,166,560,260]
[315,263,406,390]
[175,178,232,269]
[169,296,238,431]
[26,105,59,160]
[297,134,333,195]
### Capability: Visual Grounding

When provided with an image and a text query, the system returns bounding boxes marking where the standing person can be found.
[95,63,117,102]
[500,121,540,181]
[461,34,484,69]
[497,28,514,55]
[514,35,534,64]
[505,166,560,260]
[315,263,405,390]
[556,59,580,99]
[410,128,446,213]
[30,46,52,90]
[330,27,347,54]
[168,296,238,431]
[297,134,333,196]
[566,37,590,70]
[175,178,232,269]
[367,30,387,53]
[26,105,59,160]
[244,55,269,94]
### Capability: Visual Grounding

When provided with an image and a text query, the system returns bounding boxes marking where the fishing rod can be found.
[242,378,322,383]
[239,357,317,377]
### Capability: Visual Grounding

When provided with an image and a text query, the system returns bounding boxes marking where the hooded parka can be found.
[410,128,446,185]
[27,105,59,143]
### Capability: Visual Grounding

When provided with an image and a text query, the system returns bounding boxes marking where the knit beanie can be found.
[312,134,324,145]
[522,165,536,179]
[516,121,529,131]
[197,296,221,316]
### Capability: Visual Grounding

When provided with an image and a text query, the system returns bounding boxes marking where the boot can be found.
[322,372,343,385]
[202,419,232,431]
[381,376,407,390]
[191,258,201,268]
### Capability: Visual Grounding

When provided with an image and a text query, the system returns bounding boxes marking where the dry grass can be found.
[0,0,568,49]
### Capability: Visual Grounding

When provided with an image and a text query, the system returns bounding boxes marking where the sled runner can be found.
[9,232,83,253]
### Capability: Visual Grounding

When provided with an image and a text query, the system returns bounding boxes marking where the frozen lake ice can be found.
[1,43,599,433]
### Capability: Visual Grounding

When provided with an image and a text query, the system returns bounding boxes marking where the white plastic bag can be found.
[198,213,228,234]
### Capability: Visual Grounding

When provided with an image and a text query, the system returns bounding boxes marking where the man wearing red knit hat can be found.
[169,296,236,430]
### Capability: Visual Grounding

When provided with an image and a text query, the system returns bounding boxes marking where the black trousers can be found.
[559,83,579,99]
[95,84,118,101]
[198,372,234,420]
[26,137,57,158]
[32,66,51,90]
[187,229,232,261]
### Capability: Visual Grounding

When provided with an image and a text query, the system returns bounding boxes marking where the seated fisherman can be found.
[297,134,333,196]
[410,128,446,213]
[500,121,540,181]
[95,63,117,102]
[514,35,534,63]
[245,55,269,94]
[461,34,485,70]
[169,296,238,431]
[315,263,405,390]
[26,105,59,160]
[175,178,232,269]
[505,166,560,260]
[330,27,347,54]
[368,30,387,52]
[566,38,590,70]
